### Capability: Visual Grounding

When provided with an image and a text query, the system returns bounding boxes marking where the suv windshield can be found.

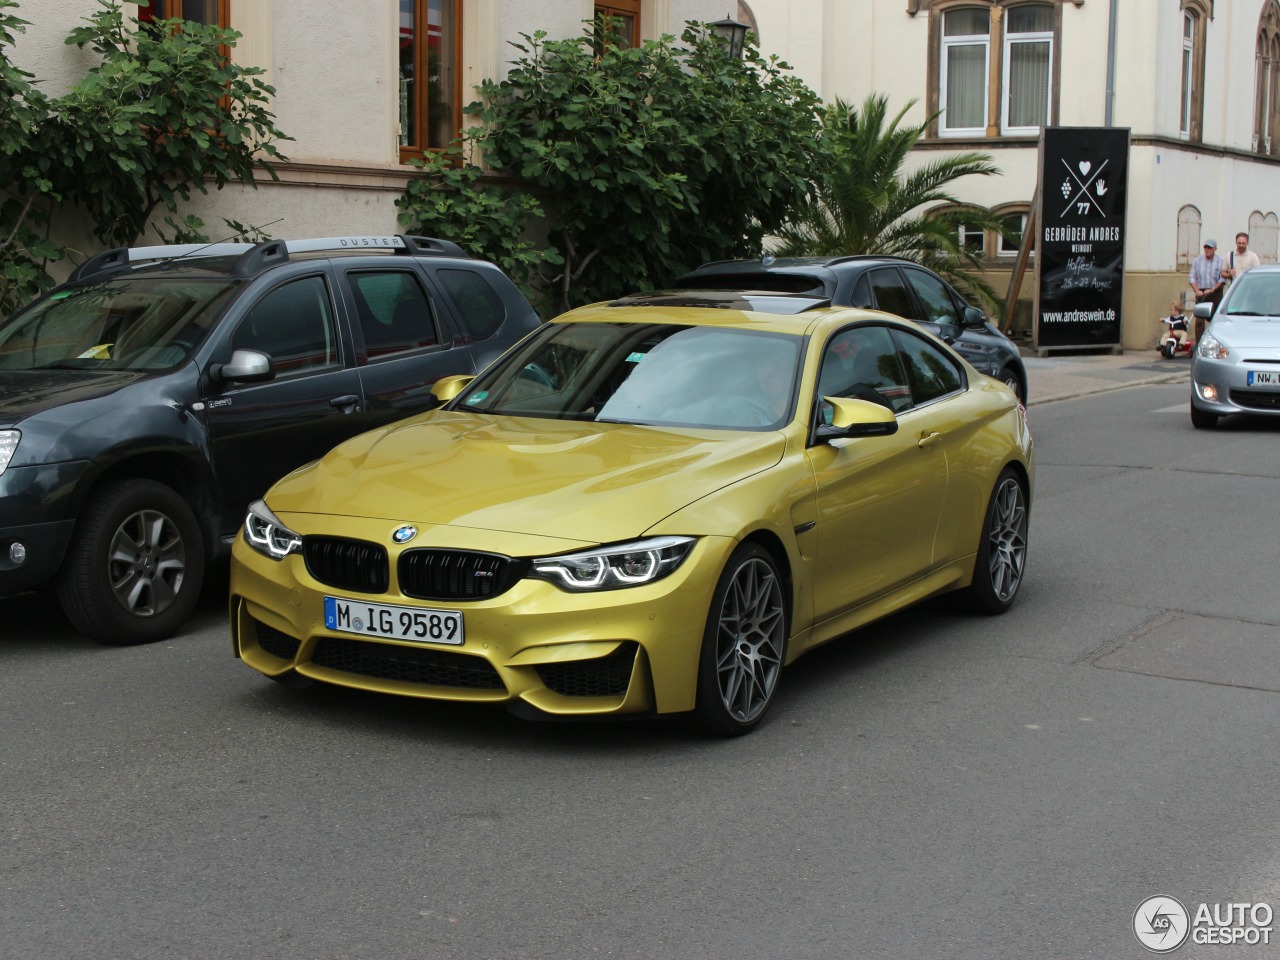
[457,322,802,430]
[0,277,238,371]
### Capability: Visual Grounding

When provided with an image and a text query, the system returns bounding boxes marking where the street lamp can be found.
[710,15,749,59]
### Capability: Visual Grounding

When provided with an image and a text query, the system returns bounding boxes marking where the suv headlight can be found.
[1197,334,1228,360]
[531,536,695,592]
[243,499,302,560]
[0,431,18,477]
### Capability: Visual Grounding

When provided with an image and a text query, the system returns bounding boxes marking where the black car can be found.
[0,235,541,644]
[676,256,1028,403]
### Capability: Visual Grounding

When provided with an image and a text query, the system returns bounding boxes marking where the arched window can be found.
[1249,211,1279,262]
[1255,1,1280,154]
[1177,205,1202,268]
[736,2,759,40]
[1181,0,1209,142]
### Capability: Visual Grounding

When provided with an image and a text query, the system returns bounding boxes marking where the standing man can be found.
[1221,231,1261,286]
[1189,238,1225,343]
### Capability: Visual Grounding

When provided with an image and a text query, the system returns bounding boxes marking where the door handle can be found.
[329,394,361,414]
[918,431,942,449]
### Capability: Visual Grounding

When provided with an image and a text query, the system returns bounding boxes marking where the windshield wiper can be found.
[1225,310,1273,317]
[35,360,96,370]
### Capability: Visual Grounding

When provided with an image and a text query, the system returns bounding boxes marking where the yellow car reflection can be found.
[231,293,1034,735]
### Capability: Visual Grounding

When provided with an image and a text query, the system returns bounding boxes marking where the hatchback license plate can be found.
[1247,369,1280,386]
[323,596,463,645]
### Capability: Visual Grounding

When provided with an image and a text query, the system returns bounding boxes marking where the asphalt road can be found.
[3,381,1278,960]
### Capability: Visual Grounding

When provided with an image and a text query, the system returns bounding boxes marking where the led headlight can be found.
[243,499,302,560]
[532,536,695,592]
[1197,334,1228,360]
[0,430,19,477]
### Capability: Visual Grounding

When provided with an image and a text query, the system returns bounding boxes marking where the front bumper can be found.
[230,529,736,717]
[1192,359,1280,416]
[0,461,92,593]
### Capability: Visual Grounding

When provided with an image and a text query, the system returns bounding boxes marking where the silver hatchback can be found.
[1191,265,1280,428]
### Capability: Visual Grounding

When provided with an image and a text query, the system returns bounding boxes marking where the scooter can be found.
[1158,318,1194,359]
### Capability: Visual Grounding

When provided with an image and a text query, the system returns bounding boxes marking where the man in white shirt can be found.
[1221,231,1261,285]
[1189,239,1225,342]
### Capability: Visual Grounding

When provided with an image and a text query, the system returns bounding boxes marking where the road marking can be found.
[1153,403,1187,413]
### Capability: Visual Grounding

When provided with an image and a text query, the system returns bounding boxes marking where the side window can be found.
[437,269,508,341]
[867,268,921,321]
[348,271,440,359]
[816,325,912,414]
[849,274,873,309]
[903,269,963,326]
[891,329,964,407]
[230,276,338,376]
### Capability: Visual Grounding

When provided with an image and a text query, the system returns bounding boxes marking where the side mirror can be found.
[1193,302,1214,319]
[815,396,899,441]
[431,374,475,404]
[962,306,987,329]
[214,348,274,383]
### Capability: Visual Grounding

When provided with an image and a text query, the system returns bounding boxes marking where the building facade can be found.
[750,0,1280,348]
[12,0,725,275]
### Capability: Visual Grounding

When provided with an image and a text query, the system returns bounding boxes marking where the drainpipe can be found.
[1105,0,1118,125]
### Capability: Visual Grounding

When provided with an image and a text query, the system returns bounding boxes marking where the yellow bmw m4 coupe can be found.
[231,291,1034,735]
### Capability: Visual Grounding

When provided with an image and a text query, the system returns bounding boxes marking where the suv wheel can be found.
[57,479,206,645]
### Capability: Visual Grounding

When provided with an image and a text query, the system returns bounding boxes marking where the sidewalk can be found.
[1022,350,1190,406]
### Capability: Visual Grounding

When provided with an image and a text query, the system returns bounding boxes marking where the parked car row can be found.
[1,242,1034,734]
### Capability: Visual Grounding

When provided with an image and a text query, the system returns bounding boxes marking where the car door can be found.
[340,265,473,429]
[806,323,949,624]
[204,271,367,532]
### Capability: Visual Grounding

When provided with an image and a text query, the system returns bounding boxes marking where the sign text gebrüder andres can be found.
[1035,127,1130,349]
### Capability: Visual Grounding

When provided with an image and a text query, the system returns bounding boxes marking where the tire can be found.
[1190,400,1218,429]
[694,543,787,736]
[999,366,1027,405]
[961,468,1028,615]
[56,479,206,645]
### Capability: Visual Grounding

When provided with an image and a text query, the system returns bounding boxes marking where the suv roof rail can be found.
[70,234,471,283]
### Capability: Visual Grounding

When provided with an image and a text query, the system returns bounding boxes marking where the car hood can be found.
[0,369,149,424]
[268,411,786,544]
[1212,317,1280,350]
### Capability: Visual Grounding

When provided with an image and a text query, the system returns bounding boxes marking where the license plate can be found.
[323,596,464,645]
[1247,370,1280,386]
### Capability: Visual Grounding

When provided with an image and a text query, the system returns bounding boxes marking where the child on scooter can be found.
[1158,301,1190,358]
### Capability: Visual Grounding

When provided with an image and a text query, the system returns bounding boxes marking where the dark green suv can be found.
[0,235,540,644]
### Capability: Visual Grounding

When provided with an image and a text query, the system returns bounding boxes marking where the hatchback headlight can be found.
[1197,334,1228,360]
[243,499,302,560]
[532,536,696,592]
[0,431,18,477]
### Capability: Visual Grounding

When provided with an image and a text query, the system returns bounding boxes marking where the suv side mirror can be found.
[215,349,274,383]
[962,306,987,329]
[815,396,899,441]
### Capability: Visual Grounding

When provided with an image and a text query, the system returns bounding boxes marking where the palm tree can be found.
[774,94,1013,319]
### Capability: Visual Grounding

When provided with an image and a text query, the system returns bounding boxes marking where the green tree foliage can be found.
[773,94,1011,319]
[397,147,563,309]
[398,22,823,313]
[0,0,287,313]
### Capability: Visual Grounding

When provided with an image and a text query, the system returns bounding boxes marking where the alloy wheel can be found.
[985,477,1027,603]
[713,557,785,724]
[107,508,188,617]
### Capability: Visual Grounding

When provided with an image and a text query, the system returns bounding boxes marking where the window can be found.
[1249,211,1279,263]
[903,268,964,326]
[137,0,229,25]
[867,268,917,320]
[1181,1,1208,142]
[941,8,989,135]
[349,271,439,358]
[933,3,1057,138]
[892,329,964,406]
[438,269,507,341]
[231,277,339,376]
[1003,5,1052,132]
[399,0,462,160]
[1255,1,1280,154]
[958,222,986,256]
[1176,205,1202,268]
[595,1,641,48]
[817,326,911,413]
[998,211,1029,257]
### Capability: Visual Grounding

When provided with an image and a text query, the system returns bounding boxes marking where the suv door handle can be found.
[918,431,942,449]
[329,394,361,414]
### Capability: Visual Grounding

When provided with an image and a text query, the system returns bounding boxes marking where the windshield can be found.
[456,322,803,431]
[0,277,238,371]
[1222,272,1280,318]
